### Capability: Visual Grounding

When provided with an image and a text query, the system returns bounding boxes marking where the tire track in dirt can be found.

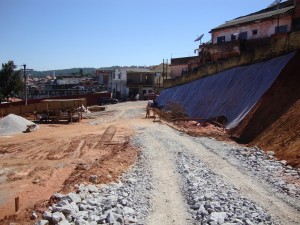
[137,127,190,225]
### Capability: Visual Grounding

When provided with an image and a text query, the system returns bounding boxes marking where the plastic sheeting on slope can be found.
[156,52,295,129]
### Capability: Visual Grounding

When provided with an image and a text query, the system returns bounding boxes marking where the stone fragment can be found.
[87,185,98,193]
[124,215,137,223]
[52,211,66,223]
[52,193,65,200]
[106,195,118,206]
[287,184,296,191]
[204,193,214,200]
[34,220,49,225]
[105,212,116,224]
[30,210,38,220]
[209,212,227,224]
[58,218,71,225]
[280,160,287,165]
[66,193,81,203]
[190,203,201,210]
[56,200,70,207]
[89,175,98,184]
[245,219,255,225]
[120,198,128,206]
[126,178,137,184]
[42,211,52,220]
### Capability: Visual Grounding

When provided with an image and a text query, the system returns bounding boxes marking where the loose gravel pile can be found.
[176,151,279,225]
[35,151,153,225]
[0,114,37,135]
[197,137,300,208]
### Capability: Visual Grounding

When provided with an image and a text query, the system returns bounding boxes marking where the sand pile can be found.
[0,114,38,135]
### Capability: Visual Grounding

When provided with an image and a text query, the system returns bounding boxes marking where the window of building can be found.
[252,29,258,35]
[231,34,237,41]
[217,36,225,43]
[118,74,121,79]
[275,25,288,34]
[238,32,248,40]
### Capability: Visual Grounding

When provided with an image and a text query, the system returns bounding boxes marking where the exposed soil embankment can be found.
[230,51,300,167]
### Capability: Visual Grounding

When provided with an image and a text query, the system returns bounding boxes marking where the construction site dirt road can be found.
[0,101,299,224]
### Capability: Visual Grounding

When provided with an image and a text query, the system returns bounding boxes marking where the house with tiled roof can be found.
[210,0,296,44]
[203,0,300,61]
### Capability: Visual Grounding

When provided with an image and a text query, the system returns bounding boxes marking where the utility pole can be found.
[162,59,165,79]
[22,64,33,106]
[165,59,168,80]
[22,64,27,105]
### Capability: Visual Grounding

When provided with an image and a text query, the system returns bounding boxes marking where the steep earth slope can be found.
[230,51,300,167]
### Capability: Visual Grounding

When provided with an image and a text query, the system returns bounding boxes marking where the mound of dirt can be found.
[0,114,37,135]
[229,51,300,168]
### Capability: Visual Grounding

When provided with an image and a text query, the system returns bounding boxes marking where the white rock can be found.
[52,212,66,223]
[87,185,98,193]
[123,206,136,215]
[42,211,52,220]
[58,218,71,225]
[210,211,227,223]
[66,193,81,203]
[53,193,66,200]
[34,220,49,225]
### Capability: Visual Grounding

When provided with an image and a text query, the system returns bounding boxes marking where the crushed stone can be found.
[0,114,37,135]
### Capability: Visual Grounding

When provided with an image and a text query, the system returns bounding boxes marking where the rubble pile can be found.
[176,151,279,224]
[35,151,152,225]
[198,137,300,201]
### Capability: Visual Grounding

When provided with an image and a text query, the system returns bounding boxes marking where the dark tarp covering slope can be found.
[156,52,295,129]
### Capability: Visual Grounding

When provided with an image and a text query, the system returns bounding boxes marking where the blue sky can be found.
[0,0,275,71]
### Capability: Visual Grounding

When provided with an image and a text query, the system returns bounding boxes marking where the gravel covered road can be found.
[37,101,300,225]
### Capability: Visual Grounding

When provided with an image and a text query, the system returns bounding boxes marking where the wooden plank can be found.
[172,118,207,121]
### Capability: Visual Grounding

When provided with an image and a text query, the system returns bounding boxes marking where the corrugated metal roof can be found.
[211,5,294,31]
[126,68,153,73]
[118,67,153,73]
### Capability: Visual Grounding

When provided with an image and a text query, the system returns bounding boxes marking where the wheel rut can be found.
[138,127,190,225]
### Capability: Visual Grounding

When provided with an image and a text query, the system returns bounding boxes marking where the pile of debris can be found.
[159,101,188,121]
[0,114,38,135]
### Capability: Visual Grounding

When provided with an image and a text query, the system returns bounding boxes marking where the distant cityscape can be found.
[24,64,170,101]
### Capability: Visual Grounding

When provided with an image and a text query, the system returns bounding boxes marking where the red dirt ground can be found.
[0,121,137,225]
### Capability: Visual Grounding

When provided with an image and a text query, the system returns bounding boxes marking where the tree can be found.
[79,68,84,77]
[0,61,23,102]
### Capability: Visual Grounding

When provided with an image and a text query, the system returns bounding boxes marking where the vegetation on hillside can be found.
[29,67,118,77]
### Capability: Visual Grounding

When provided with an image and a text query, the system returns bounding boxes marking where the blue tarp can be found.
[156,52,295,129]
